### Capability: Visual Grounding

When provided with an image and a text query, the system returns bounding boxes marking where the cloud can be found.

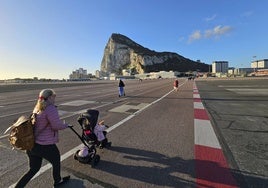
[241,11,254,17]
[188,25,233,43]
[205,14,216,22]
[204,25,233,38]
[188,30,202,43]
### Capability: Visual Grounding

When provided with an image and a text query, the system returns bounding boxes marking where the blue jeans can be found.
[119,87,124,96]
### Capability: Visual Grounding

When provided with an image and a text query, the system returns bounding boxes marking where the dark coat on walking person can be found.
[118,79,125,97]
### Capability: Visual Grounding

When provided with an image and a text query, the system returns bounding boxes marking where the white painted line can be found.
[194,102,204,109]
[193,94,200,99]
[58,110,73,116]
[8,144,85,188]
[3,101,123,138]
[109,103,149,113]
[0,110,32,118]
[226,88,268,95]
[107,89,175,132]
[194,119,221,149]
[8,81,187,188]
[106,114,135,132]
[218,85,254,88]
[61,100,95,106]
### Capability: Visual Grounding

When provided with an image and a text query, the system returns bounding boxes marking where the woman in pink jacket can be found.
[15,89,70,188]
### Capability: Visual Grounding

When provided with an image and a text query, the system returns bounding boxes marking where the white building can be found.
[234,68,254,75]
[251,59,268,69]
[135,71,178,79]
[69,68,89,80]
[212,61,229,73]
[122,69,131,76]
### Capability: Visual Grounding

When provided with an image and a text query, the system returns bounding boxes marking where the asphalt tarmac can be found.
[196,78,268,187]
[0,78,267,187]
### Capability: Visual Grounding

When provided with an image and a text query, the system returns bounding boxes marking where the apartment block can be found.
[212,61,229,73]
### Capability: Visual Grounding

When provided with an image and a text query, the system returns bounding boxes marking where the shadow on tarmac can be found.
[73,146,268,188]
[57,178,85,188]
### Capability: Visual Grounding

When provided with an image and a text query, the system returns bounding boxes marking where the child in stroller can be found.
[77,109,111,149]
[71,109,111,166]
[94,120,112,149]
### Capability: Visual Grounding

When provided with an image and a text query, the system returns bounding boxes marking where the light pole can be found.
[253,56,257,72]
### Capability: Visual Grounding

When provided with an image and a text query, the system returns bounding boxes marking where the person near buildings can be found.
[118,79,125,97]
[173,79,179,92]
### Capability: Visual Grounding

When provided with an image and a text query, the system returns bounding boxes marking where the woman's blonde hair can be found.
[34,89,56,112]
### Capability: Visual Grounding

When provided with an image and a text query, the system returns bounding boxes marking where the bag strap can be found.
[4,115,31,134]
[4,126,13,134]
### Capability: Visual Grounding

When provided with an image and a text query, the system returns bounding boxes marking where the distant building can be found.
[135,71,178,79]
[234,68,254,75]
[212,61,228,73]
[250,69,268,76]
[251,59,268,69]
[69,68,89,80]
[95,70,101,78]
[228,67,235,75]
[122,69,131,76]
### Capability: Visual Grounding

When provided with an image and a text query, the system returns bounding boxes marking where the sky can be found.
[0,0,267,80]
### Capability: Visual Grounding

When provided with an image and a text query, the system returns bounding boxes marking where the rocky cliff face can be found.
[100,33,209,75]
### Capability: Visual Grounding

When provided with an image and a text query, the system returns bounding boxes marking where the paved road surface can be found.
[0,78,267,188]
[196,78,268,188]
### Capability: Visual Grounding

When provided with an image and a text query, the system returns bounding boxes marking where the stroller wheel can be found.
[91,155,100,168]
[73,150,80,160]
[89,148,97,158]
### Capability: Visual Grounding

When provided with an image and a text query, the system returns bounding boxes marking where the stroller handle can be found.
[68,125,89,147]
[68,125,78,136]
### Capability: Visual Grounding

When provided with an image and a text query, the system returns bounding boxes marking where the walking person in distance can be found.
[173,79,179,92]
[118,79,125,97]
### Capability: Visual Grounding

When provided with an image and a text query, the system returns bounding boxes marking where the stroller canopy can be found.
[77,109,99,131]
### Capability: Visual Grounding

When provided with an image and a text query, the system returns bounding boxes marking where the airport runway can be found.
[0,78,267,188]
[196,78,268,188]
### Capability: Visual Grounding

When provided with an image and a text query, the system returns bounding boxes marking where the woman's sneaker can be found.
[54,176,70,187]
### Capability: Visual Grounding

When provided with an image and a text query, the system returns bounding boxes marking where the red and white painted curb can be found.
[193,82,238,188]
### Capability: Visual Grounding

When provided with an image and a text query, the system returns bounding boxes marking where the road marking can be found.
[107,88,175,132]
[109,103,149,114]
[193,102,204,109]
[193,93,200,98]
[226,88,268,96]
[61,100,96,106]
[8,81,186,188]
[0,110,32,118]
[193,82,238,188]
[194,119,221,149]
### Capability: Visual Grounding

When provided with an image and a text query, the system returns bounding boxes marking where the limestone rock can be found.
[100,33,209,75]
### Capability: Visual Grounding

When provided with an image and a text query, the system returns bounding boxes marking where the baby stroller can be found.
[69,109,101,167]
